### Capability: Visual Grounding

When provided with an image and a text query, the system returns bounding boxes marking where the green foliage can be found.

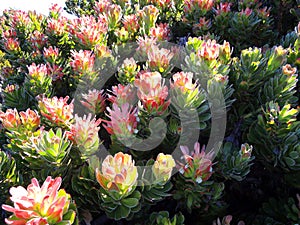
[217,142,254,181]
[149,211,185,225]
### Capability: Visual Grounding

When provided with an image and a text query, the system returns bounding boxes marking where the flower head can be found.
[122,15,140,34]
[69,15,108,48]
[2,176,76,224]
[70,50,95,75]
[147,46,174,74]
[152,153,175,183]
[240,143,253,160]
[197,39,220,61]
[149,23,170,41]
[67,114,101,156]
[0,108,21,132]
[179,142,213,183]
[134,71,170,115]
[96,152,138,197]
[43,46,59,63]
[107,84,137,107]
[282,64,297,76]
[138,5,159,34]
[81,89,106,115]
[38,96,74,128]
[103,103,139,142]
[117,57,140,83]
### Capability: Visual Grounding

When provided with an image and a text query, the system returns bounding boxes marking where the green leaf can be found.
[121,197,139,208]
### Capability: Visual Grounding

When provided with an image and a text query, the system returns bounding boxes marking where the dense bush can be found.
[0,0,299,224]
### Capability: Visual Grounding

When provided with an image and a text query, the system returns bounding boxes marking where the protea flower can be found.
[282,64,297,76]
[134,71,170,115]
[70,50,95,75]
[179,142,214,184]
[149,23,170,41]
[147,46,174,74]
[27,63,49,83]
[104,4,123,29]
[4,38,21,53]
[38,95,74,128]
[43,46,59,64]
[107,84,137,107]
[138,5,159,35]
[2,176,77,225]
[69,15,108,48]
[80,89,106,115]
[103,103,139,143]
[117,57,140,84]
[152,153,175,183]
[46,17,68,36]
[215,2,232,15]
[197,39,220,61]
[240,143,253,160]
[0,108,40,133]
[184,0,214,13]
[29,30,47,51]
[0,108,21,132]
[122,15,139,35]
[96,152,138,198]
[66,114,101,156]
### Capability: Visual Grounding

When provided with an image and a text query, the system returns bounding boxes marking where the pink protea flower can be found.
[138,5,159,34]
[104,4,123,29]
[69,15,108,48]
[4,38,21,53]
[38,95,74,128]
[2,29,17,39]
[0,108,21,131]
[149,23,170,41]
[197,39,220,61]
[134,71,170,115]
[66,114,101,156]
[4,84,18,93]
[43,46,59,63]
[94,0,112,14]
[27,63,48,81]
[256,6,270,19]
[179,142,214,184]
[70,50,95,75]
[103,103,139,141]
[47,17,68,36]
[122,15,140,34]
[184,0,214,13]
[147,46,174,74]
[80,89,106,114]
[215,2,232,15]
[194,17,211,30]
[94,44,112,58]
[137,36,158,57]
[2,176,76,225]
[240,7,253,16]
[171,72,198,93]
[96,152,138,197]
[107,84,137,106]
[19,109,41,131]
[240,143,253,160]
[49,3,63,18]
[8,10,31,29]
[29,30,47,51]
[0,108,40,133]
